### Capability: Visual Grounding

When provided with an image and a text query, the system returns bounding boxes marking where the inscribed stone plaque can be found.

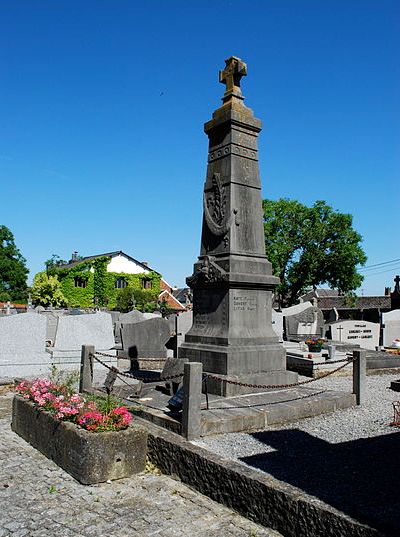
[328,320,379,350]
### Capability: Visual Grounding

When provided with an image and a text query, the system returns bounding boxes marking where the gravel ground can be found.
[193,372,400,458]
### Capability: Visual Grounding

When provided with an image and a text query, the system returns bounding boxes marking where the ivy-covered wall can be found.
[47,256,161,309]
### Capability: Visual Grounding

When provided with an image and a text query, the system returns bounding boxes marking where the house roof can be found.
[159,289,186,311]
[58,251,160,274]
[317,295,391,310]
[173,287,191,304]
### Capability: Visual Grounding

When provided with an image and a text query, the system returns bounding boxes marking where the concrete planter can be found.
[11,395,148,485]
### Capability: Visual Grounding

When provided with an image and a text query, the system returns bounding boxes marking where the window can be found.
[141,279,152,290]
[74,276,87,288]
[115,278,127,289]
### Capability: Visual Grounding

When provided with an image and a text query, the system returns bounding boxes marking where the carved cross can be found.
[219,56,247,99]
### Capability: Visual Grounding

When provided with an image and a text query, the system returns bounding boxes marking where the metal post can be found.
[79,345,95,393]
[352,349,366,405]
[182,362,202,441]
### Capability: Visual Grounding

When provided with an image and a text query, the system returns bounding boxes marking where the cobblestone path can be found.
[0,391,280,537]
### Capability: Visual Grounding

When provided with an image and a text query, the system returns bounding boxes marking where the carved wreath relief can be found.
[203,173,239,248]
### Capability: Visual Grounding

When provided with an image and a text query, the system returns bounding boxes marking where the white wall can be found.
[107,254,150,275]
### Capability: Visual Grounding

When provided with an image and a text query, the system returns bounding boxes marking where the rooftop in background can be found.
[58,251,160,275]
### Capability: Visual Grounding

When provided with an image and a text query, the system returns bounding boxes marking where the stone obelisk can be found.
[179,56,297,396]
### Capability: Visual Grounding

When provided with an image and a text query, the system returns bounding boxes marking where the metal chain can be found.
[205,356,356,390]
[93,352,355,391]
[95,351,167,363]
[92,353,183,382]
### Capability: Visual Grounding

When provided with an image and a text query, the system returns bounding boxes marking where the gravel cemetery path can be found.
[194,373,400,536]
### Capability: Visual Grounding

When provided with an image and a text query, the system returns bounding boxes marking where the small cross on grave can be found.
[219,56,247,103]
[337,325,343,342]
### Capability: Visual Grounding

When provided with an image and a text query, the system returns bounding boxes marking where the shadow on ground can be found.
[241,429,400,536]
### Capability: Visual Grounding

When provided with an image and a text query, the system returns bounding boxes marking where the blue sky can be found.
[1,0,399,294]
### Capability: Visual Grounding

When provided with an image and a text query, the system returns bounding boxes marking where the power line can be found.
[361,265,400,278]
[358,258,400,272]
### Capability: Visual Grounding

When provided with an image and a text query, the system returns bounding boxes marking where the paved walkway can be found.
[0,390,280,537]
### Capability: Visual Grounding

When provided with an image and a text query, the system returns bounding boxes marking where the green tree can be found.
[0,225,29,301]
[31,272,68,308]
[45,254,68,273]
[115,287,159,313]
[263,199,367,307]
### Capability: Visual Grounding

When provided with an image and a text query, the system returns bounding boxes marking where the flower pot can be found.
[11,395,148,485]
[307,345,322,353]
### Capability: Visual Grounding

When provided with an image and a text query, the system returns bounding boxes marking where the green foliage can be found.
[45,254,68,272]
[263,199,367,307]
[41,256,161,309]
[0,225,29,301]
[115,286,159,313]
[31,272,68,307]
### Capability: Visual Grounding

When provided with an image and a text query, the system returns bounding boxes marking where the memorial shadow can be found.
[240,429,400,536]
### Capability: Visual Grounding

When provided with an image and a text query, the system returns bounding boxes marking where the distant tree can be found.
[31,272,68,308]
[45,254,68,273]
[263,199,367,308]
[115,287,159,313]
[0,225,29,301]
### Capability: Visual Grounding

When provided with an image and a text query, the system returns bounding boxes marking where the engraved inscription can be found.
[233,296,257,312]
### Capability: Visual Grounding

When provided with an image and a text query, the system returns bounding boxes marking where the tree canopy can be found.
[31,272,68,308]
[263,199,367,308]
[0,225,29,301]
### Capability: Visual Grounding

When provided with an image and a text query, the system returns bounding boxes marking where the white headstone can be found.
[53,312,115,354]
[176,310,193,352]
[0,313,49,379]
[382,309,400,347]
[328,320,379,350]
[271,309,283,342]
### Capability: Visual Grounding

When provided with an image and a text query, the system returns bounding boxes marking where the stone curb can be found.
[139,418,383,537]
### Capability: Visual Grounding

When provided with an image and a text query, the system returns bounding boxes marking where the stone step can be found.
[127,385,356,437]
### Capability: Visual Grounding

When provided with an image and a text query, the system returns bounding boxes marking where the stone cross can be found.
[394,275,400,294]
[219,56,247,101]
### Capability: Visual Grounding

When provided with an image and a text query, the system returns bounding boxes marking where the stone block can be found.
[12,395,148,485]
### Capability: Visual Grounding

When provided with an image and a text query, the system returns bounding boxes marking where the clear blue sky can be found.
[1,0,399,295]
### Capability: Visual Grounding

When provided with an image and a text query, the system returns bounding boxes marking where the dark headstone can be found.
[179,56,297,395]
[120,317,171,359]
[161,357,189,395]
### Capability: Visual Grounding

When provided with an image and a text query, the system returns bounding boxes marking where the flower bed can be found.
[11,379,148,484]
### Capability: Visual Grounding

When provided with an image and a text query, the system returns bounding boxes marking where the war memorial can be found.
[180,56,298,396]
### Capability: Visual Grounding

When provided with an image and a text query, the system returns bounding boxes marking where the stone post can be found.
[182,362,203,441]
[327,344,336,360]
[79,345,95,393]
[352,349,366,405]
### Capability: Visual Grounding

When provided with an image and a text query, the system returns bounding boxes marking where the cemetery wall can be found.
[144,420,378,537]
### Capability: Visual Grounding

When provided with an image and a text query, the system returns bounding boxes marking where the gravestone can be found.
[120,317,171,359]
[51,312,115,358]
[143,312,161,320]
[40,310,67,343]
[179,56,297,395]
[382,309,400,347]
[271,309,283,342]
[0,313,49,378]
[119,310,145,324]
[283,302,324,340]
[176,310,193,355]
[115,309,146,345]
[327,320,379,350]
